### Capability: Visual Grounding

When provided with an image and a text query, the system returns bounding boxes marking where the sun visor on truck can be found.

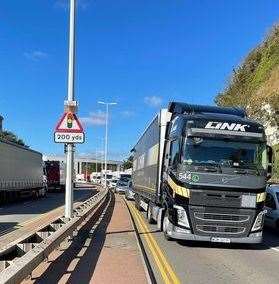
[168,102,246,118]
[186,120,265,140]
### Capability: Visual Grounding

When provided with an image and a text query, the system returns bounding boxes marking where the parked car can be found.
[115,179,130,194]
[264,184,279,229]
[125,181,135,200]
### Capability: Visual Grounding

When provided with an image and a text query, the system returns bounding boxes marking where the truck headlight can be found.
[174,205,190,228]
[251,210,266,232]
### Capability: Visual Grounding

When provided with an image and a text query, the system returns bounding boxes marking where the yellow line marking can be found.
[129,204,171,283]
[133,208,181,284]
[132,205,181,284]
[129,203,181,284]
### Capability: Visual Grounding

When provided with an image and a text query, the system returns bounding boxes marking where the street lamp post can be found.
[98,101,117,187]
[95,149,98,175]
[65,0,76,219]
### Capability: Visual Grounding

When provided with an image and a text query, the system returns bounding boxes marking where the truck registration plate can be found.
[211,237,230,243]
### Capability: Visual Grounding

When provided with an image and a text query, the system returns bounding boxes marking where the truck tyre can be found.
[147,203,155,224]
[276,220,279,230]
[163,211,173,241]
[135,194,142,211]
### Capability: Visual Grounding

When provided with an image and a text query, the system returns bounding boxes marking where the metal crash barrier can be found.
[0,188,108,284]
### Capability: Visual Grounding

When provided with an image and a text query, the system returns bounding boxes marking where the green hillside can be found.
[215,24,279,180]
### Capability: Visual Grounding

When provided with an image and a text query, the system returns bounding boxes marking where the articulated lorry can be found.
[132,102,273,243]
[0,138,46,203]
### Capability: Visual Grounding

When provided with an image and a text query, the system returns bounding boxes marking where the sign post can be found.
[54,0,85,220]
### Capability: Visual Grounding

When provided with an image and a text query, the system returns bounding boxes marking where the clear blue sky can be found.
[0,0,278,160]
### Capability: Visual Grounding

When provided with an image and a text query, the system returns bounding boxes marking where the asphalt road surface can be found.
[0,188,95,236]
[128,200,279,284]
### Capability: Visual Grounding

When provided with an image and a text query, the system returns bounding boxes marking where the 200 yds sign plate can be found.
[54,132,85,143]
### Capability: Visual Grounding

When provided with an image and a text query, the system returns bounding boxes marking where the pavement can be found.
[21,192,148,284]
[127,200,279,284]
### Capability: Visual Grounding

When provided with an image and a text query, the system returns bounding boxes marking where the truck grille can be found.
[194,212,249,223]
[196,225,245,234]
[189,205,255,238]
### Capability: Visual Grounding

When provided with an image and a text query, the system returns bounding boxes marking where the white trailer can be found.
[0,138,46,203]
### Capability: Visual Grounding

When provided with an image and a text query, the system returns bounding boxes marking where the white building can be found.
[43,154,122,176]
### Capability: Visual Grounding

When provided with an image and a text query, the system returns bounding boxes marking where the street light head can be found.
[98,101,117,106]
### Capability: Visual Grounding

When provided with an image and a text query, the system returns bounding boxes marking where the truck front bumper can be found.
[165,221,263,244]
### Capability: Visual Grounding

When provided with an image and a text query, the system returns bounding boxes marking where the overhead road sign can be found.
[54,112,85,143]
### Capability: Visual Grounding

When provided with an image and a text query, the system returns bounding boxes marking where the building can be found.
[43,154,122,176]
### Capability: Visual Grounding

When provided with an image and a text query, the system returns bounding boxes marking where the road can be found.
[127,200,279,284]
[0,188,95,237]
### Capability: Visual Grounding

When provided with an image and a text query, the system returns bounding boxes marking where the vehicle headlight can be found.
[174,205,190,228]
[251,210,266,232]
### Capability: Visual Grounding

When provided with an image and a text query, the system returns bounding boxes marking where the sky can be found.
[0,0,279,161]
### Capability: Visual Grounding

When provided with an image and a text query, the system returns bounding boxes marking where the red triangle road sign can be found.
[55,112,84,133]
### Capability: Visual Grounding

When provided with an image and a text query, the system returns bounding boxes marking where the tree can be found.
[123,155,133,170]
[0,130,28,147]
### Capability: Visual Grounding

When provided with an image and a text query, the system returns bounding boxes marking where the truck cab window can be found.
[170,140,180,169]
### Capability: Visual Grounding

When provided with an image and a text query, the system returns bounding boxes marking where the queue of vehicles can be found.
[129,102,276,243]
[0,101,278,236]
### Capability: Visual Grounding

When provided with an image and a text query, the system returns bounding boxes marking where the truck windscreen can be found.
[183,137,267,170]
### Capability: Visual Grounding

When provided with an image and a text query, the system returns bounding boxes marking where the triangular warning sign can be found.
[55,112,84,133]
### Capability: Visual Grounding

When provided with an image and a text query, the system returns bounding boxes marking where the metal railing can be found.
[0,188,108,284]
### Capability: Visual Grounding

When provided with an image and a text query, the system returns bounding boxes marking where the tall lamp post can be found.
[97,101,117,187]
[65,0,76,219]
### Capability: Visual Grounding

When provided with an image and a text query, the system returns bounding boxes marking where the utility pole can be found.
[98,101,117,188]
[65,0,76,219]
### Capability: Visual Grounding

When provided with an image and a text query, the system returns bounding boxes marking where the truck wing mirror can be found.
[267,145,273,180]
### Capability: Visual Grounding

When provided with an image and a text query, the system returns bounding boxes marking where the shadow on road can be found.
[0,189,97,246]
[0,189,95,215]
[0,222,18,237]
[31,192,115,284]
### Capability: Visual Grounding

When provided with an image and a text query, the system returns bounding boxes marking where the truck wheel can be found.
[147,204,155,224]
[135,195,142,211]
[163,211,173,241]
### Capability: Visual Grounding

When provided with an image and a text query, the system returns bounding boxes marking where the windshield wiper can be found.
[233,161,261,175]
[194,162,222,173]
[234,169,248,175]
